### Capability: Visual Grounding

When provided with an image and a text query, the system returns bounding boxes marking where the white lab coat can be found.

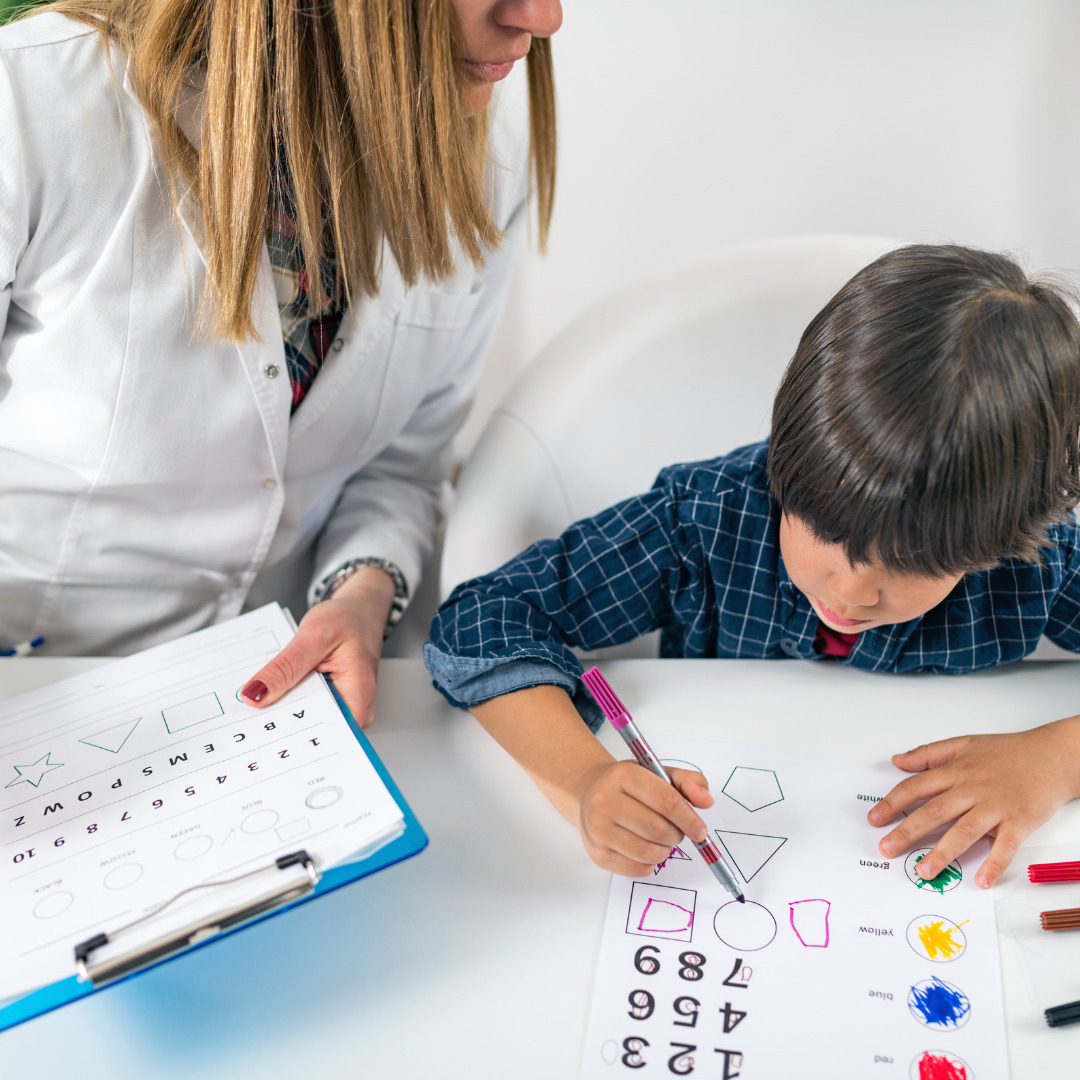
[0,14,528,655]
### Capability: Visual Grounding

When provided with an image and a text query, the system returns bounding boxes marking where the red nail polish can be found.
[243,679,269,703]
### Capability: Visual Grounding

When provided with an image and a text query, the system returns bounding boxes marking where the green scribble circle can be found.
[907,851,962,893]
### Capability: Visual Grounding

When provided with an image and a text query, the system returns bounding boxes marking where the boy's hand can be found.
[577,762,714,877]
[867,717,1080,888]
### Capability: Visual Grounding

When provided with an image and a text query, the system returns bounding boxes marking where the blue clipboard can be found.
[0,690,427,1033]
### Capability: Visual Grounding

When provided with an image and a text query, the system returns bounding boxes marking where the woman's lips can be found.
[460,58,519,82]
[815,598,871,628]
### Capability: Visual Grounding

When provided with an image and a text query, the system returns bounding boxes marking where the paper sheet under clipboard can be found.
[0,603,405,1003]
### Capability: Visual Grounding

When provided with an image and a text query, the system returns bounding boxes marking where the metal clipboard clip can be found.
[74,850,319,988]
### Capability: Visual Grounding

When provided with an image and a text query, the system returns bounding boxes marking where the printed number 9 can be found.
[633,945,661,975]
[627,989,655,1021]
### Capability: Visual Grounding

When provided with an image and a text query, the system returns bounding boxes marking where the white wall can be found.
[460,0,1080,453]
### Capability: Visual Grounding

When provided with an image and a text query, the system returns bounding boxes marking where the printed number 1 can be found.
[714,1048,743,1080]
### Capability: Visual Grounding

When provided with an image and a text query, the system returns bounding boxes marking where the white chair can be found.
[440,235,904,641]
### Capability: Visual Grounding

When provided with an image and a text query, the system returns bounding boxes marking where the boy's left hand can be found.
[867,716,1080,889]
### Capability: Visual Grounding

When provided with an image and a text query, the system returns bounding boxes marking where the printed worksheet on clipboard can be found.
[0,603,424,1023]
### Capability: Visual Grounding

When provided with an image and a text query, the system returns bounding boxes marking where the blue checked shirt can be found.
[424,441,1080,730]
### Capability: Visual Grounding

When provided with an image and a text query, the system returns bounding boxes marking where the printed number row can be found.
[620,1038,743,1078]
[633,947,753,988]
[627,992,746,1035]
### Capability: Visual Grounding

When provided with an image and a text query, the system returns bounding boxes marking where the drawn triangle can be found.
[714,830,787,883]
[79,718,141,754]
[653,844,693,874]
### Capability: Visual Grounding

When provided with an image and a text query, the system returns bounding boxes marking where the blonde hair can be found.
[42,0,556,341]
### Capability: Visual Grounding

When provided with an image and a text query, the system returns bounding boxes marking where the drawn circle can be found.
[907,977,971,1030]
[600,1040,619,1066]
[660,757,704,776]
[905,850,962,893]
[305,785,343,810]
[241,809,280,834]
[33,891,74,919]
[906,915,968,963]
[910,1049,972,1079]
[712,900,777,951]
[173,834,214,860]
[103,863,144,890]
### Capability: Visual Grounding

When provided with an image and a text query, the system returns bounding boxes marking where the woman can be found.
[0,0,561,723]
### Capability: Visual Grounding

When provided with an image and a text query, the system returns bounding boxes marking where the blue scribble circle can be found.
[907,976,971,1030]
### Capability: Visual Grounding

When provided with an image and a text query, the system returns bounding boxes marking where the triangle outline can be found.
[79,717,142,754]
[715,829,788,883]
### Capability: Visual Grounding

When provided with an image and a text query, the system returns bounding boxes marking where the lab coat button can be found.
[264,364,280,379]
[262,478,277,489]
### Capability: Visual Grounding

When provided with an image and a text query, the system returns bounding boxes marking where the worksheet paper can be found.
[579,736,1006,1080]
[0,604,404,1003]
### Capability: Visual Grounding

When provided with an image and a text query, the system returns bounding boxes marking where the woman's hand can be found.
[577,762,714,877]
[240,565,396,727]
[868,716,1080,888]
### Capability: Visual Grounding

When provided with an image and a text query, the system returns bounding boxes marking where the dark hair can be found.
[768,244,1080,576]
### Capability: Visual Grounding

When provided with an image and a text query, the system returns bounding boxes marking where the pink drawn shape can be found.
[638,897,694,934]
[653,845,692,874]
[788,898,831,947]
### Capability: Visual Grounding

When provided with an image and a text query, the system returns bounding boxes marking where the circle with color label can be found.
[904,849,962,893]
[33,891,74,919]
[712,900,777,951]
[906,914,968,962]
[241,809,280,834]
[104,863,144,890]
[305,786,343,809]
[174,834,214,860]
[907,976,971,1030]
[910,1048,972,1079]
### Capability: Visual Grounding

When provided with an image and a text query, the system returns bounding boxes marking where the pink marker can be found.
[582,666,745,903]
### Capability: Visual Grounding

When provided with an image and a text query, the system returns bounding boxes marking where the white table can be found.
[2,656,1079,1078]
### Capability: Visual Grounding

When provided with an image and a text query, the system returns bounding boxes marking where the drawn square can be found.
[625,882,698,942]
[161,692,224,734]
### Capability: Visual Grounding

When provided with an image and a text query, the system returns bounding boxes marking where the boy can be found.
[424,244,1080,890]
